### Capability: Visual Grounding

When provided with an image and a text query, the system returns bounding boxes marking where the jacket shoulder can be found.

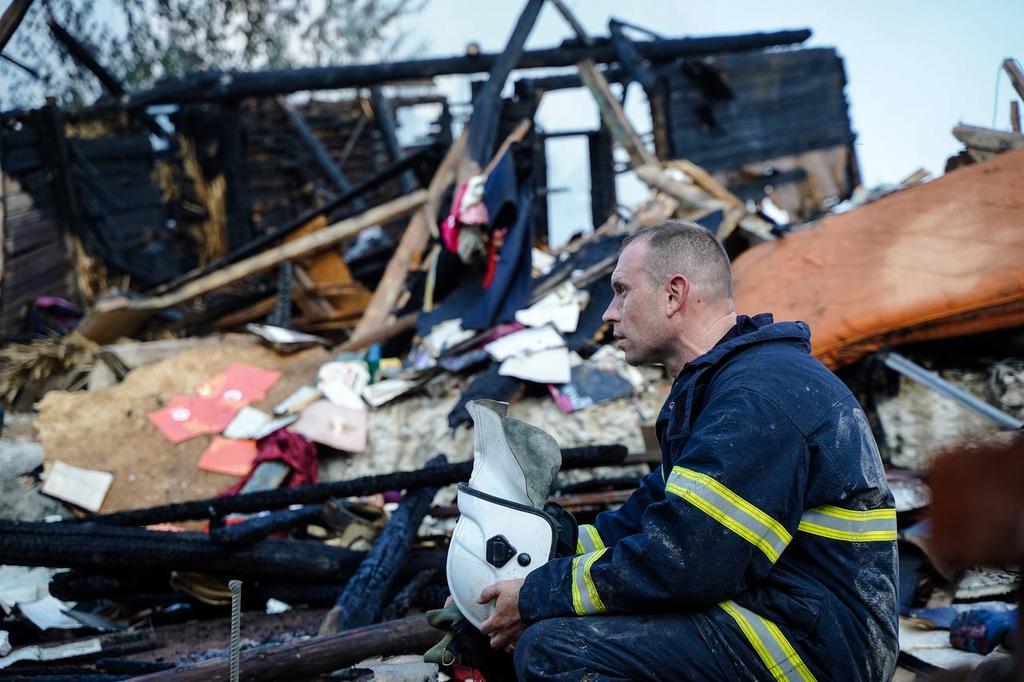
[708,341,853,435]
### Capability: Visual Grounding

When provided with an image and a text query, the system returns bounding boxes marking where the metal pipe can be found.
[882,351,1024,431]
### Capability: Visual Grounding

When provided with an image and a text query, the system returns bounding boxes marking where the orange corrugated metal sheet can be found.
[732,148,1024,369]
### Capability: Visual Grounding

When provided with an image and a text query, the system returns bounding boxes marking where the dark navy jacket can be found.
[520,314,899,681]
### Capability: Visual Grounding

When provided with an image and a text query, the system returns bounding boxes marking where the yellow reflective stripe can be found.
[720,601,815,682]
[575,524,605,555]
[570,548,608,615]
[666,467,791,563]
[798,506,897,542]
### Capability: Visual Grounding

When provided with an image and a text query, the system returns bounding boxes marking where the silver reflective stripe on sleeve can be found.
[720,601,816,681]
[575,524,605,554]
[666,467,791,563]
[570,548,608,615]
[798,505,897,542]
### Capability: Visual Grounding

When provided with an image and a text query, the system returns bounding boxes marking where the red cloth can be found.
[221,430,318,496]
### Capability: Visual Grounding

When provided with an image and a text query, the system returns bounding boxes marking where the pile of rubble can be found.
[1,0,1023,678]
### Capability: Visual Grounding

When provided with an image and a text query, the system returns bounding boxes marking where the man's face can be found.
[602,241,669,366]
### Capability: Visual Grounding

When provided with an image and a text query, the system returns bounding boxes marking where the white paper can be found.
[0,566,54,614]
[499,347,572,384]
[273,386,322,415]
[41,461,113,513]
[246,323,326,345]
[484,326,565,362]
[423,318,475,357]
[223,406,297,440]
[18,595,81,630]
[361,379,418,408]
[318,361,371,394]
[515,302,580,333]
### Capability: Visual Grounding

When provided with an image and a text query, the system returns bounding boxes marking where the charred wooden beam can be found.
[127,615,439,682]
[46,15,166,138]
[0,521,365,581]
[321,455,445,635]
[0,0,34,52]
[147,143,438,296]
[94,30,812,108]
[276,96,364,206]
[368,87,416,194]
[466,0,544,166]
[83,445,627,527]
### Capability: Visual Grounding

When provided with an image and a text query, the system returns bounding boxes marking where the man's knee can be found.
[514,618,585,680]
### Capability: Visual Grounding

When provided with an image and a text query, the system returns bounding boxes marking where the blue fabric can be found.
[519,314,899,681]
[461,155,534,330]
[515,611,748,681]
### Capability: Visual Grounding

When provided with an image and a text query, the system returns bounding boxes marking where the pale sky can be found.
[392,0,1023,243]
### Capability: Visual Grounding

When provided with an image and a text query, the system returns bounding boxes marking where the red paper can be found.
[195,363,281,405]
[148,395,241,444]
[197,437,259,476]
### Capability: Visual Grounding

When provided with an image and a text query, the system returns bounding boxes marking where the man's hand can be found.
[478,579,526,651]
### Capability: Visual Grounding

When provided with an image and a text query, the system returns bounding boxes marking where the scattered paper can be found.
[265,598,292,614]
[223,406,296,440]
[0,566,55,614]
[148,395,240,443]
[41,461,113,512]
[197,437,259,477]
[274,386,322,415]
[292,400,368,453]
[531,248,557,276]
[514,285,588,333]
[499,347,571,384]
[18,595,81,630]
[318,361,370,410]
[195,362,281,404]
[361,379,418,408]
[484,326,565,362]
[423,319,475,357]
[246,324,327,349]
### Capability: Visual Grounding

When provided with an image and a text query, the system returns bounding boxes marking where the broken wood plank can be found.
[76,190,428,343]
[465,0,545,167]
[277,96,362,202]
[1011,101,1021,134]
[320,455,445,635]
[0,0,34,52]
[127,615,439,682]
[1003,58,1024,102]
[101,30,812,108]
[369,87,416,194]
[85,445,627,527]
[347,132,466,345]
[953,124,1024,154]
[286,215,372,320]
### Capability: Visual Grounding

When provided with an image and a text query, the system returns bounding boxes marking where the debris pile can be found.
[1,2,1023,679]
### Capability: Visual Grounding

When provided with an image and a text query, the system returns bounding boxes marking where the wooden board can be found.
[76,189,427,343]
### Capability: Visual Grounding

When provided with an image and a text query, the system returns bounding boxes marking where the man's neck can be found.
[664,310,738,378]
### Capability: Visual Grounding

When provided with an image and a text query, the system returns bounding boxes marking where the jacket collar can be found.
[677,313,811,376]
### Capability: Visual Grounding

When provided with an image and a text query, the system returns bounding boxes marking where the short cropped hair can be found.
[621,220,733,300]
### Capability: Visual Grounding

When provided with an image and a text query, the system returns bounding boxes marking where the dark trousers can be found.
[513,612,755,681]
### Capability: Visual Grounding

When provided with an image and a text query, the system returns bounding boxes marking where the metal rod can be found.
[228,580,242,682]
[882,351,1024,431]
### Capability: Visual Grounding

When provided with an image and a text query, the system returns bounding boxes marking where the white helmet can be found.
[446,399,568,629]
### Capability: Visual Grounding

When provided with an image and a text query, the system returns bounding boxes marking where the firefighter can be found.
[479,220,898,681]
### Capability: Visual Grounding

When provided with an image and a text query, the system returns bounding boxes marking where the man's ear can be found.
[665,274,689,317]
